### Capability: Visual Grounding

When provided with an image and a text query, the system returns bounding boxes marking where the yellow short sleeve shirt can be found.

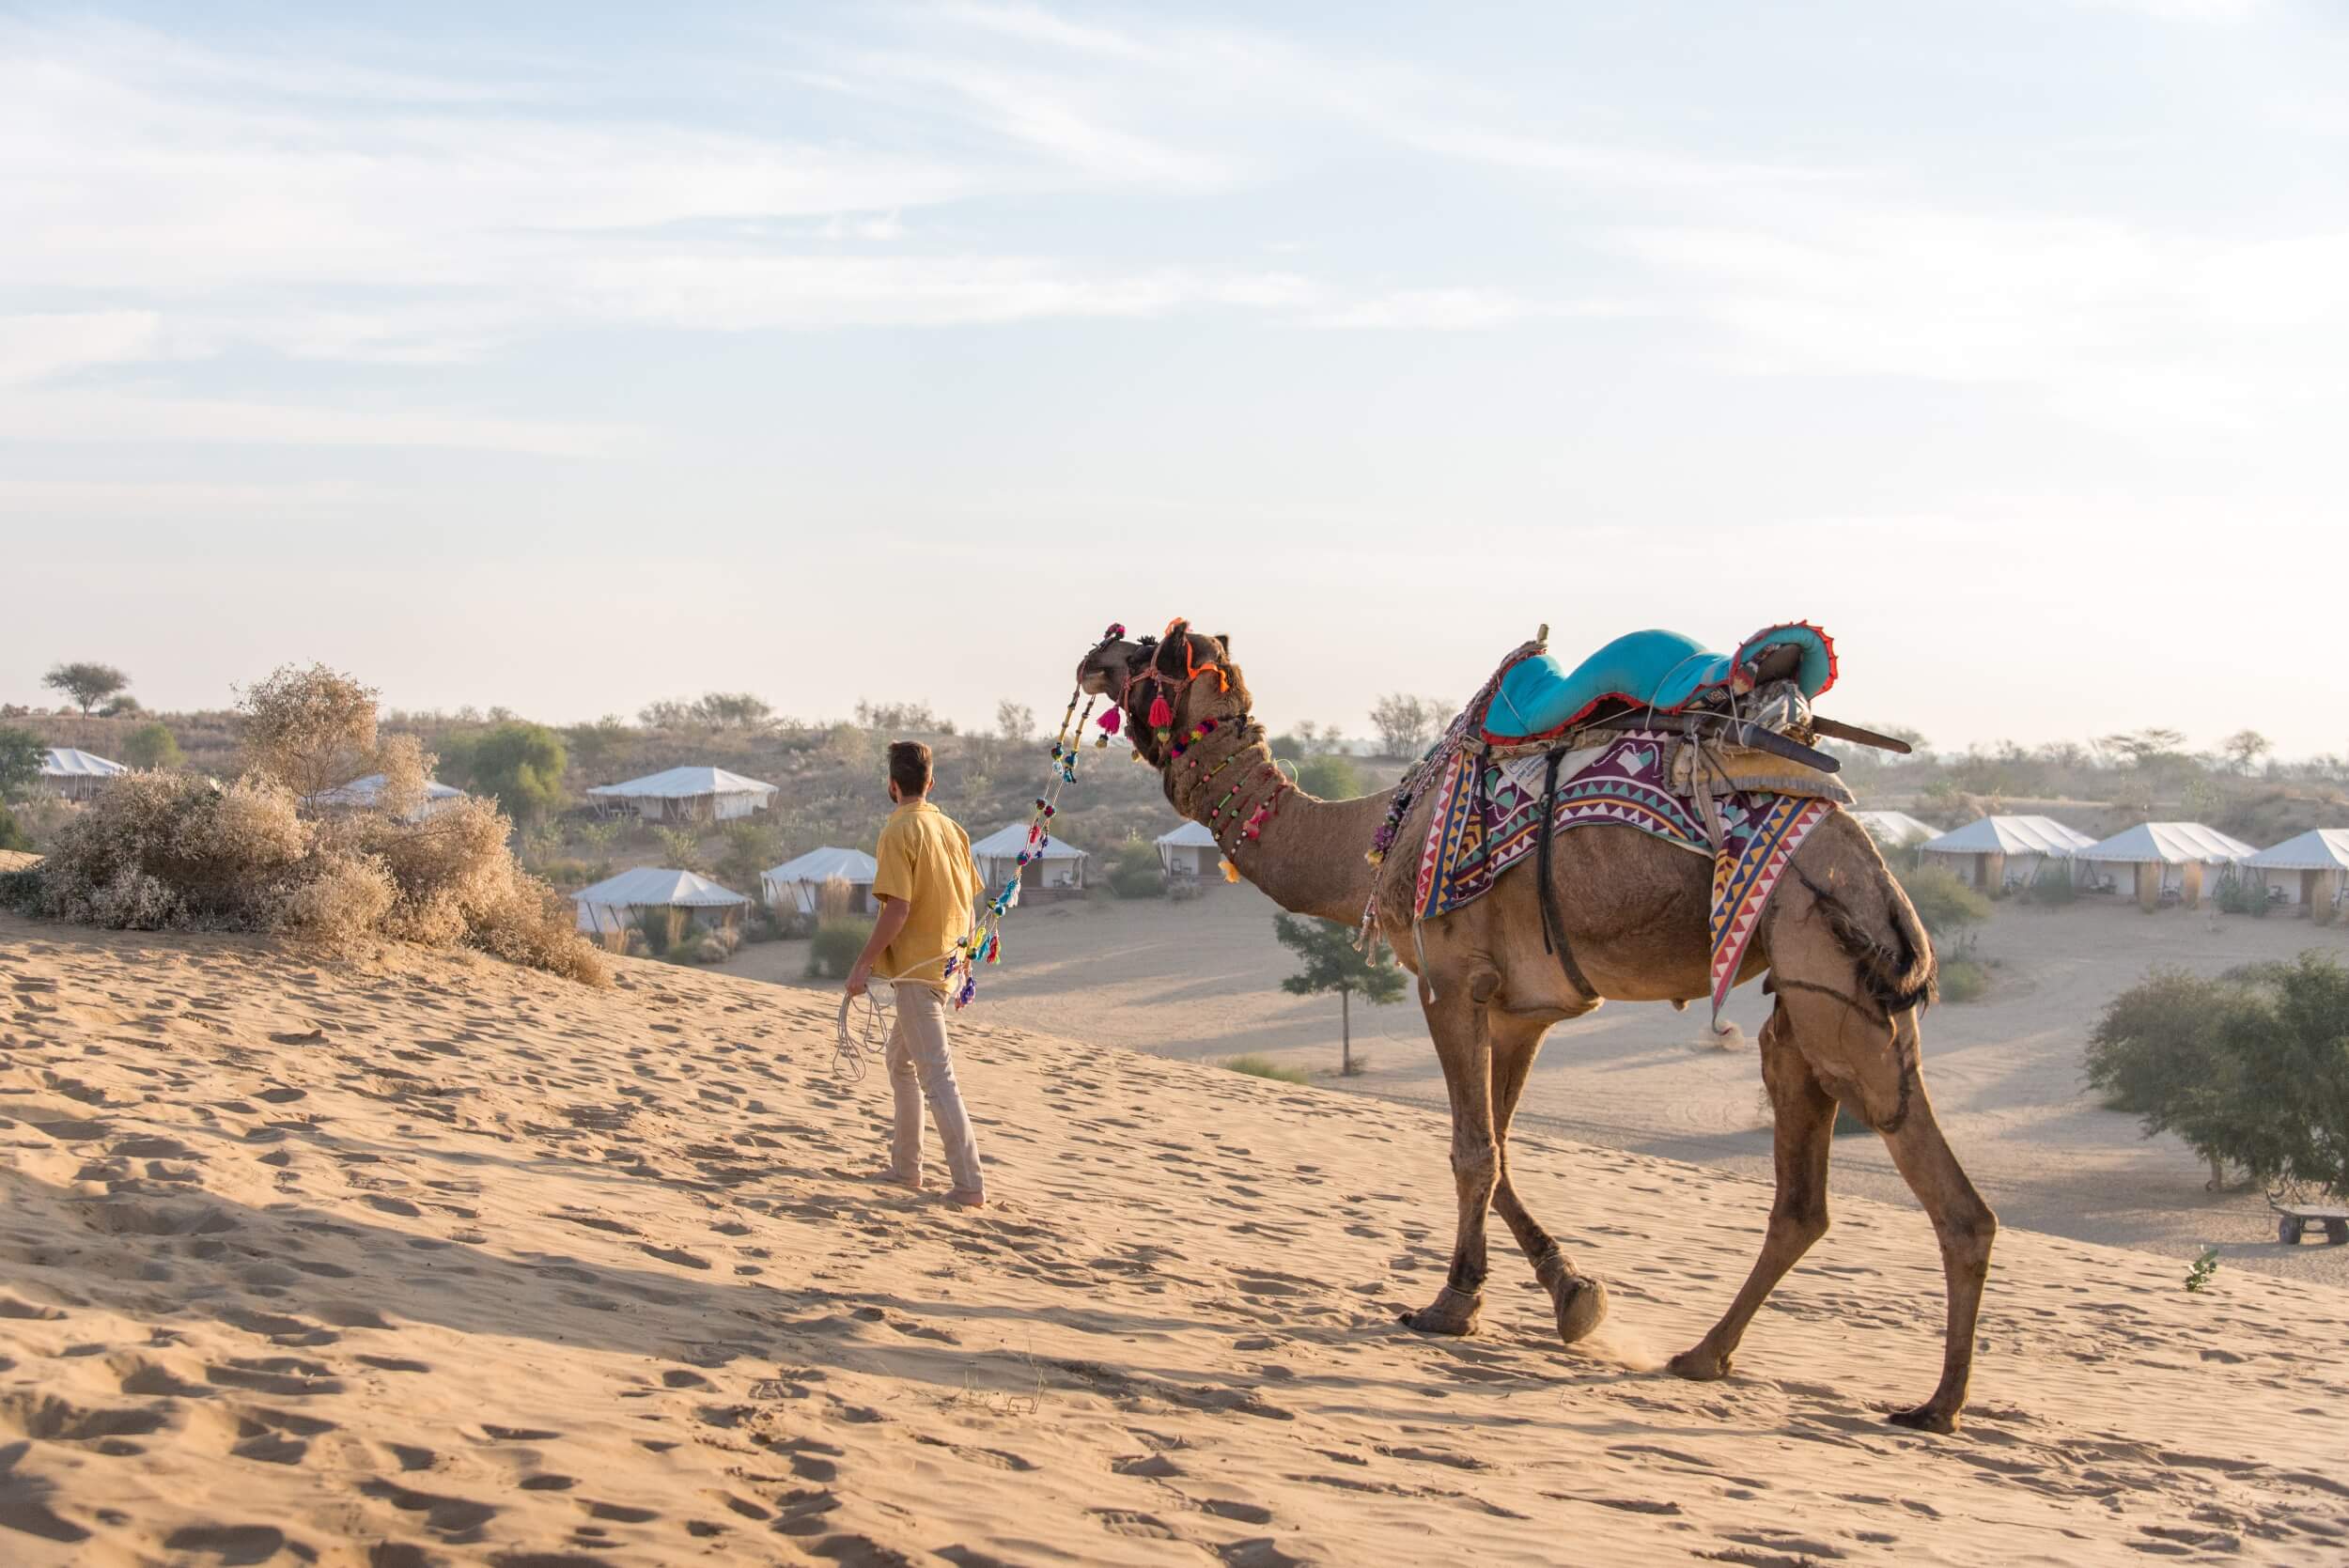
[870,800,982,988]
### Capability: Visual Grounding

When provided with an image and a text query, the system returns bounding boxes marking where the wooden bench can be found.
[2276,1204,2349,1246]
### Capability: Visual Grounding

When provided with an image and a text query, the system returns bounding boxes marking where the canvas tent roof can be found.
[2245,829,2349,872]
[570,866,749,910]
[1849,811,1940,847]
[587,767,775,801]
[1921,815,2095,858]
[1156,821,1220,848]
[314,773,463,809]
[763,846,878,885]
[41,747,126,779]
[970,824,1086,860]
[2076,822,2256,865]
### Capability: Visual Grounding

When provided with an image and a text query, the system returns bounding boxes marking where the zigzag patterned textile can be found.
[1411,733,1837,1020]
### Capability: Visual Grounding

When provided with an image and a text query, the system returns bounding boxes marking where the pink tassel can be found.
[1099,706,1122,735]
[1147,694,1173,729]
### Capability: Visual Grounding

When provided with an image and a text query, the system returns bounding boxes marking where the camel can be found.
[1077,625,1995,1434]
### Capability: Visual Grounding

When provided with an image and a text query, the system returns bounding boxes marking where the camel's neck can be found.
[1163,728,1390,924]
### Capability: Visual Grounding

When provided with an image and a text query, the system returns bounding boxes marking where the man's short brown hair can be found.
[888,740,933,798]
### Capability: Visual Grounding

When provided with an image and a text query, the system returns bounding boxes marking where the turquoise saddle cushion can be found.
[1484,625,1835,741]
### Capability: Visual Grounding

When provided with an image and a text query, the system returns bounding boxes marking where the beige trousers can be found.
[885,982,984,1196]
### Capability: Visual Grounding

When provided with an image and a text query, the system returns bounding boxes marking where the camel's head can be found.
[1075,619,1248,769]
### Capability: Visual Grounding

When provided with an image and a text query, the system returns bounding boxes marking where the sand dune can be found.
[4,911,2345,1565]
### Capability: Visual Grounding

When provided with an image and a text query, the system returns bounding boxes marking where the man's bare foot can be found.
[944,1188,986,1209]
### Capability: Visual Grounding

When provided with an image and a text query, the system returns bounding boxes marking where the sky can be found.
[4,0,2346,755]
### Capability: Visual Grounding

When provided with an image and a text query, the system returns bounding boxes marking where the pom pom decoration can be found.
[1099,706,1122,735]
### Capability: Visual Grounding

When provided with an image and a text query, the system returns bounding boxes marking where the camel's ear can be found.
[1214,633,1232,657]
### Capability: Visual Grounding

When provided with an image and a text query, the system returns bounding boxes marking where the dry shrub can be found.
[240,663,380,803]
[370,732,433,819]
[6,768,606,986]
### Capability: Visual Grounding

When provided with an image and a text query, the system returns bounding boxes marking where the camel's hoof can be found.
[1887,1403,1959,1436]
[1665,1346,1731,1383]
[1552,1274,1609,1344]
[1399,1306,1479,1337]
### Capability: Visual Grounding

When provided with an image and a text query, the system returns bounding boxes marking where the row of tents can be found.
[570,821,1237,936]
[1852,810,2349,910]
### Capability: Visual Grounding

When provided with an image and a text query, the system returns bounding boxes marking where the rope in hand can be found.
[834,985,894,1083]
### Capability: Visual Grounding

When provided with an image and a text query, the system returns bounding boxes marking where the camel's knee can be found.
[1771,1201,1829,1252]
[1939,1201,1996,1272]
[1451,1138,1498,1180]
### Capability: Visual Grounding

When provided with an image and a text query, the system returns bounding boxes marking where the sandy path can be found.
[735,888,2349,1287]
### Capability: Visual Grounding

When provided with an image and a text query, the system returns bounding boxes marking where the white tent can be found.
[2075,822,2256,908]
[1919,815,2095,891]
[2244,829,2349,908]
[314,773,465,819]
[1156,820,1224,880]
[586,766,777,824]
[571,866,749,935]
[1850,811,1941,848]
[760,846,878,915]
[39,747,126,800]
[971,822,1088,896]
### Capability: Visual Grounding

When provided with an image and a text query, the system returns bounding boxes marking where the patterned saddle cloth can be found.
[1483,623,1837,742]
[1413,731,1839,1020]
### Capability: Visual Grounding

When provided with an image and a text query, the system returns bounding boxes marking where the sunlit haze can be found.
[7,2,2345,753]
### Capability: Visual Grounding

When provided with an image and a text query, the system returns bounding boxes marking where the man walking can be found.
[846,741,988,1207]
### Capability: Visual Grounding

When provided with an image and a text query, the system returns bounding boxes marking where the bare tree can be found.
[2222,729,2273,774]
[1368,693,1439,758]
[995,699,1036,744]
[238,664,380,805]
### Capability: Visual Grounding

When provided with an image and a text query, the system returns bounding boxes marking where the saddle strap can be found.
[1536,746,1598,1004]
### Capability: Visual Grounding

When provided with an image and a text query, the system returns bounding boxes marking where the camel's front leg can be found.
[1400,985,1499,1336]
[1876,1077,1995,1434]
[1669,1002,1834,1381]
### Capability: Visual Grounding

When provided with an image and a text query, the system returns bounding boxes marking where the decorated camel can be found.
[1075,622,1994,1434]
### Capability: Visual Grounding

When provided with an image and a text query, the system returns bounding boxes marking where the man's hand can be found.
[845,961,870,1000]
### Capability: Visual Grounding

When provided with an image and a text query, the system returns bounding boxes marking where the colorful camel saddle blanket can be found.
[1483,623,1837,742]
[1412,732,1838,1018]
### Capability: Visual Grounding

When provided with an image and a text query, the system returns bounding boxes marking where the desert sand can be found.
[4,909,2346,1566]
[738,887,2349,1289]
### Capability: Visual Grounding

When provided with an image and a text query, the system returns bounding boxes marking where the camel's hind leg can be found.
[1487,1013,1609,1343]
[1873,1037,1995,1434]
[1667,1000,1834,1382]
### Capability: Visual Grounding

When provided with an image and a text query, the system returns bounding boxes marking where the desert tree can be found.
[2222,730,2273,774]
[996,699,1036,744]
[1273,913,1407,1076]
[0,726,45,800]
[693,691,773,729]
[43,661,130,715]
[1368,693,1440,759]
[239,664,380,804]
[1297,753,1365,800]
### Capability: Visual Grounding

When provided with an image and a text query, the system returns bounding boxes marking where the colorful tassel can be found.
[1147,694,1173,729]
[1099,706,1122,735]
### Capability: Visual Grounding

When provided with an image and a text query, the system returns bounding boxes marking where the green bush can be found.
[808,916,871,979]
[119,722,184,771]
[442,722,568,823]
[1107,840,1165,898]
[1894,862,1992,946]
[1938,956,1992,1003]
[2085,954,2349,1196]
[1224,1054,1311,1084]
[0,801,29,854]
[1298,754,1365,800]
[0,726,45,800]
[632,906,684,958]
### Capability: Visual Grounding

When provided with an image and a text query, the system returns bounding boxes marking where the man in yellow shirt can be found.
[846,741,988,1207]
